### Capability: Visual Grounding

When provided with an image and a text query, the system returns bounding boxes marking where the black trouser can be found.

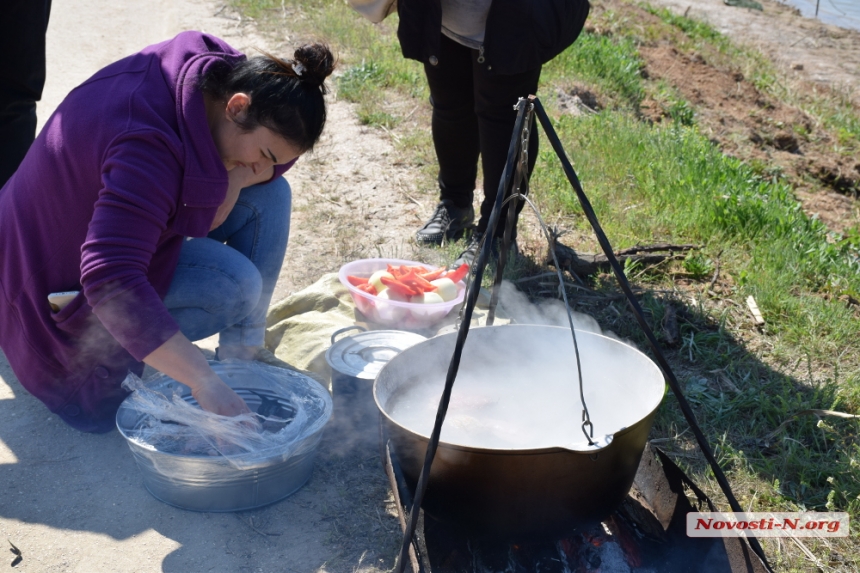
[0,0,52,188]
[424,34,541,239]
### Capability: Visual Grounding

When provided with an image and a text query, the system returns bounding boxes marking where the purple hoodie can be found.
[0,31,290,432]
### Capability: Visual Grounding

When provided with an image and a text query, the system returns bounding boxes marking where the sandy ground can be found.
[3,0,860,571]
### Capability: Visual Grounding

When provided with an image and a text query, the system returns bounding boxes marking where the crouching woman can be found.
[0,31,334,432]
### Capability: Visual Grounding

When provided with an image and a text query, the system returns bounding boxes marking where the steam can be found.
[379,281,666,451]
[493,280,613,337]
[325,386,382,455]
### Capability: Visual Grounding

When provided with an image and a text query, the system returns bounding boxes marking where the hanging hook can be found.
[582,410,596,446]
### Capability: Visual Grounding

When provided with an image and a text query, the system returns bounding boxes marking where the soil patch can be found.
[639,44,859,227]
[597,0,860,234]
[642,0,860,102]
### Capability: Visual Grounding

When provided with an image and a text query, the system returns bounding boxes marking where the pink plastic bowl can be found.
[338,258,466,330]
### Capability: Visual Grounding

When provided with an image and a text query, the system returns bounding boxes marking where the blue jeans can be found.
[163,177,291,348]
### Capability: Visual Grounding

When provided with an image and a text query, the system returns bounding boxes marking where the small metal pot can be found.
[325,326,426,429]
[374,325,666,540]
[116,362,332,512]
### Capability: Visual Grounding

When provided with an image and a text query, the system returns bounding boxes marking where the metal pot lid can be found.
[326,327,427,380]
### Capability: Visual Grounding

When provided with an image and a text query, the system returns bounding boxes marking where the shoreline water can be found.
[644,0,860,103]
[781,0,860,32]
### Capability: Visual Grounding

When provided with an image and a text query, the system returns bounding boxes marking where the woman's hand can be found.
[210,165,275,231]
[143,331,251,417]
[191,375,252,417]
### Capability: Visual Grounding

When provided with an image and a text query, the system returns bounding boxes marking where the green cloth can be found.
[264,273,507,386]
[724,0,763,10]
[265,274,357,385]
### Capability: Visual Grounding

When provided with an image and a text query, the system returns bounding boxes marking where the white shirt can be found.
[441,0,492,49]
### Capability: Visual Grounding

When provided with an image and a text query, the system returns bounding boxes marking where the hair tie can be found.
[292,61,305,76]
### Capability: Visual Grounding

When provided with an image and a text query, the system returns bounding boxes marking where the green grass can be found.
[581,3,860,158]
[534,111,860,351]
[233,0,860,567]
[642,3,729,47]
[543,32,645,108]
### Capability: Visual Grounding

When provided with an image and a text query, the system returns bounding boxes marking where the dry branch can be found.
[546,230,700,279]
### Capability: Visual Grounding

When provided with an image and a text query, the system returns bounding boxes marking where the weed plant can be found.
[544,32,645,107]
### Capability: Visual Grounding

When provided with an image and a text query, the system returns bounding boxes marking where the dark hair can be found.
[199,44,335,152]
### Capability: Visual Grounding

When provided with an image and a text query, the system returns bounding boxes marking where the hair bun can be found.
[293,44,335,92]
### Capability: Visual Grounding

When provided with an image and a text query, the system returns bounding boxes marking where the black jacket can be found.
[397,0,591,75]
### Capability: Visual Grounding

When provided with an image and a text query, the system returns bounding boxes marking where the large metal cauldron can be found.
[374,324,666,540]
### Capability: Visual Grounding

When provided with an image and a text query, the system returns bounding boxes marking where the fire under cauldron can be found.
[374,324,666,541]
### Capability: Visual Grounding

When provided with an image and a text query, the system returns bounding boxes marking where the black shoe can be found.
[415,199,475,245]
[452,230,484,270]
[452,230,519,273]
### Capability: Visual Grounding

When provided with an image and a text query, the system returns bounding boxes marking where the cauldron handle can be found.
[329,325,367,345]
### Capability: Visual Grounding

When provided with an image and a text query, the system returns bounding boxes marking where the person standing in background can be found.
[399,0,591,267]
[0,0,53,187]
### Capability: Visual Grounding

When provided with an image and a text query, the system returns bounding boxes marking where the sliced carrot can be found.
[419,268,445,282]
[446,263,469,284]
[380,276,421,297]
[354,283,377,316]
[347,275,369,287]
[400,270,437,292]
